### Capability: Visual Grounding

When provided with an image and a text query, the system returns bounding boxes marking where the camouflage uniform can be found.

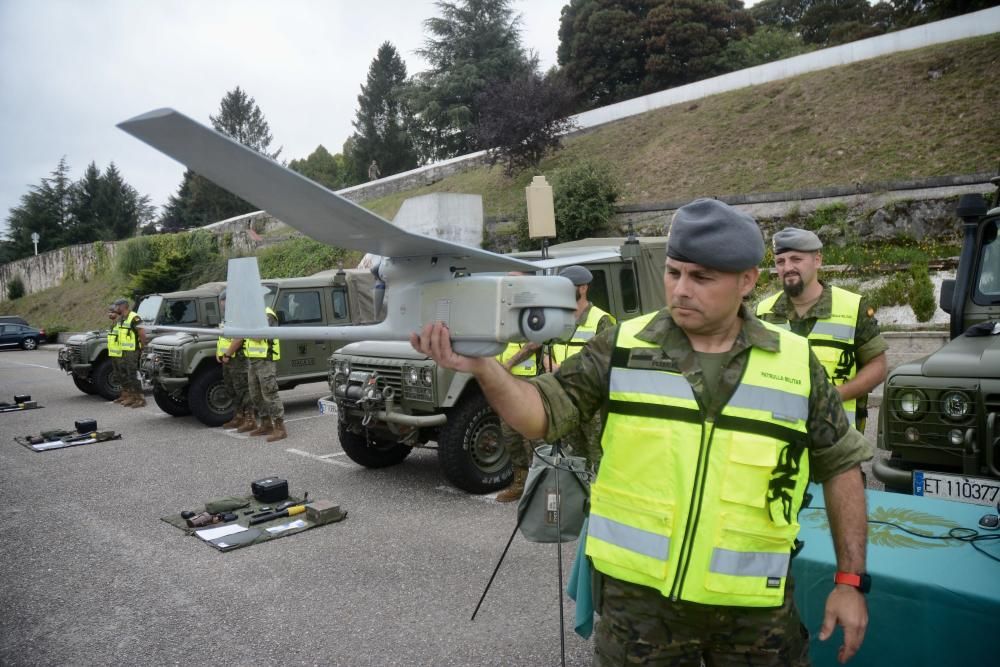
[757,282,889,432]
[119,314,143,396]
[530,305,873,665]
[247,313,284,421]
[544,304,616,468]
[222,351,250,413]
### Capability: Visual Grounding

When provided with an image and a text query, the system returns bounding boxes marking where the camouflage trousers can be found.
[556,411,604,469]
[110,355,127,392]
[594,575,810,666]
[117,351,141,394]
[222,353,250,412]
[500,420,540,469]
[248,357,284,420]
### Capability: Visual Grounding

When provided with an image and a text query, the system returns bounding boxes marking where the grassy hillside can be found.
[366,34,1000,220]
[4,33,998,333]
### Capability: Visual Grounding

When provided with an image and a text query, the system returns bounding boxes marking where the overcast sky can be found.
[0,0,566,234]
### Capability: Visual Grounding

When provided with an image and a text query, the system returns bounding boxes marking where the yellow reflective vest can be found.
[757,286,861,428]
[107,325,122,358]
[497,342,538,377]
[549,305,615,365]
[244,308,281,361]
[585,312,812,607]
[216,335,233,358]
[116,312,140,352]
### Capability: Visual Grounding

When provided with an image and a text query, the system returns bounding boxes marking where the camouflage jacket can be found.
[756,282,889,366]
[530,304,873,483]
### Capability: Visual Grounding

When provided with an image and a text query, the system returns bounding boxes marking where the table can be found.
[793,484,1000,665]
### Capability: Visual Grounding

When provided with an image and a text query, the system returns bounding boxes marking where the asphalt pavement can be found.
[0,347,593,666]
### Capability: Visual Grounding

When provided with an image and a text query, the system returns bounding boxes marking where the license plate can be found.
[913,471,1000,507]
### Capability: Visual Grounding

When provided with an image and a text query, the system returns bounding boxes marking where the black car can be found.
[0,323,44,350]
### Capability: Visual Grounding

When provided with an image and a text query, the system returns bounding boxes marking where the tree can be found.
[98,163,155,239]
[160,86,279,228]
[1,157,74,259]
[798,0,881,46]
[716,25,811,71]
[558,0,753,107]
[288,145,354,191]
[558,0,650,108]
[475,70,578,175]
[348,42,419,181]
[644,0,755,89]
[409,0,534,161]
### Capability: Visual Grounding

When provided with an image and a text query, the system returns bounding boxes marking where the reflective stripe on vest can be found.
[756,286,861,428]
[550,306,615,364]
[117,312,139,352]
[244,308,281,360]
[497,342,537,377]
[586,311,812,608]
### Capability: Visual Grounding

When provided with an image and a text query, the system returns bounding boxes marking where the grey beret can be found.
[772,227,823,254]
[667,198,764,271]
[558,265,593,286]
[112,298,129,307]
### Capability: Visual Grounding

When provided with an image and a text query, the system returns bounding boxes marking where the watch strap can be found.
[834,571,870,593]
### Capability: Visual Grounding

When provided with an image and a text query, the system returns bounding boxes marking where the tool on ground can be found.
[248,504,306,526]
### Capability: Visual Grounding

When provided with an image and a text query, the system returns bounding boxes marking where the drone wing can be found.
[117,108,535,274]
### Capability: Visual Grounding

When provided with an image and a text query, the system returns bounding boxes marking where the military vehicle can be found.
[143,269,378,426]
[874,187,1000,504]
[326,236,668,493]
[57,283,225,400]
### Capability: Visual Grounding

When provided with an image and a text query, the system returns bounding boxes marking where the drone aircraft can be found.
[118,109,619,356]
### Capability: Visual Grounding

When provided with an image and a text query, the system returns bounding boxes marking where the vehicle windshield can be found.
[137,295,163,322]
[975,218,999,300]
[161,299,198,324]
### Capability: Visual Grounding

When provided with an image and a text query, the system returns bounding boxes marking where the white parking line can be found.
[435,485,501,503]
[317,452,346,459]
[1,361,61,371]
[286,448,353,467]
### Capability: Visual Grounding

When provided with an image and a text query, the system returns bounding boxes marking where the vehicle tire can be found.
[187,365,234,426]
[338,419,412,468]
[92,357,122,401]
[21,337,38,350]
[437,392,511,494]
[153,386,191,417]
[72,375,98,395]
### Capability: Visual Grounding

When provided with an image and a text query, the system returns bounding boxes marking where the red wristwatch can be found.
[834,571,871,594]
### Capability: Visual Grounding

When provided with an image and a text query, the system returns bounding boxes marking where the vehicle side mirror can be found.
[939,279,955,315]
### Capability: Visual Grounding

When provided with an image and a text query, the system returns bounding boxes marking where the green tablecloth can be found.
[793,484,1000,665]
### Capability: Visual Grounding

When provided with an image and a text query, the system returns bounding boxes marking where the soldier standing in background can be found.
[217,289,251,429]
[107,304,126,404]
[112,297,147,408]
[241,306,287,442]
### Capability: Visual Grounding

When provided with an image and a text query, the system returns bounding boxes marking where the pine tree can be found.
[349,42,419,180]
[409,0,533,160]
[160,86,280,228]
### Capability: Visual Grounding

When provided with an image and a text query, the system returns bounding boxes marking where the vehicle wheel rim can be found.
[467,415,505,473]
[24,339,36,349]
[207,383,233,414]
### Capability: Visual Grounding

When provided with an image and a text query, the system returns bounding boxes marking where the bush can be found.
[117,231,224,293]
[862,261,936,322]
[256,237,362,278]
[909,263,937,322]
[6,275,25,300]
[509,161,621,250]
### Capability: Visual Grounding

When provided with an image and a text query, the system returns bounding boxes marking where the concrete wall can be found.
[0,241,117,301]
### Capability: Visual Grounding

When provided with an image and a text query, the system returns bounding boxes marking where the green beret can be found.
[773,227,823,254]
[667,199,764,271]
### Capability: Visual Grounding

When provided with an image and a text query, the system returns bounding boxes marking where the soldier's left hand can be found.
[819,585,868,663]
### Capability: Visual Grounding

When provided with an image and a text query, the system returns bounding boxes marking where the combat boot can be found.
[250,416,274,437]
[496,466,528,503]
[119,390,138,407]
[222,409,244,430]
[129,391,146,408]
[113,392,127,404]
[236,412,258,433]
[266,418,287,443]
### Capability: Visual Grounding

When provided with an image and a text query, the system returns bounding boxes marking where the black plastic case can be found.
[251,477,289,503]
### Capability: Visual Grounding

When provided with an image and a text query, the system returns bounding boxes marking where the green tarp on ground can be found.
[161,495,346,551]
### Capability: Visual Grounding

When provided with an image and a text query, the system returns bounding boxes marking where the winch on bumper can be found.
[331,368,447,429]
